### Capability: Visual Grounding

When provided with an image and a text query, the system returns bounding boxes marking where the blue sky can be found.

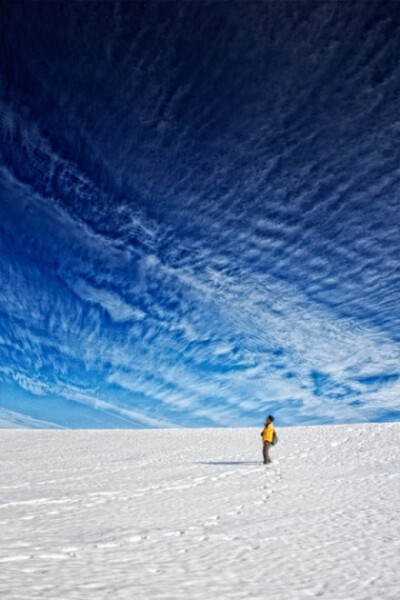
[1,1,400,428]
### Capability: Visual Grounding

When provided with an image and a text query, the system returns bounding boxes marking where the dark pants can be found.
[263,441,271,463]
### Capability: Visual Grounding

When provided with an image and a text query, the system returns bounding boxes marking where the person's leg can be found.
[263,441,271,463]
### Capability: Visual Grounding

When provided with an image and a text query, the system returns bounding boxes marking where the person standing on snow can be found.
[261,415,275,464]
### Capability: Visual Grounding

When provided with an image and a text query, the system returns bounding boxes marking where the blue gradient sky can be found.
[1,1,400,428]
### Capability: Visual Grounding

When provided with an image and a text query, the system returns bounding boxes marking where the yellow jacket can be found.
[262,423,274,443]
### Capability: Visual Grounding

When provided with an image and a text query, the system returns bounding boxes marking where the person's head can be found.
[266,415,274,423]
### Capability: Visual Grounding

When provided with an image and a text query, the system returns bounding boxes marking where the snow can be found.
[0,423,399,599]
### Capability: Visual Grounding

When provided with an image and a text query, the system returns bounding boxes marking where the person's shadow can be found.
[196,461,261,465]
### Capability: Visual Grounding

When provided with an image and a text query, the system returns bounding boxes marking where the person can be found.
[261,415,275,464]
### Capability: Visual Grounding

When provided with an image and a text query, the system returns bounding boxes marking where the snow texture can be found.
[1,423,399,599]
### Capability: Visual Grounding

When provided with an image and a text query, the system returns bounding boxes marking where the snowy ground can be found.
[0,423,399,599]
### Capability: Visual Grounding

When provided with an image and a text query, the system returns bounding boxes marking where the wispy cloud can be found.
[0,407,63,429]
[1,2,400,427]
[68,278,146,323]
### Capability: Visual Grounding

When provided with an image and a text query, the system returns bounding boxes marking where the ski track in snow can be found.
[0,424,399,599]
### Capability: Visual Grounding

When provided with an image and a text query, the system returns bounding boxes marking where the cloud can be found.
[1,155,399,428]
[68,278,146,323]
[52,385,176,429]
[1,2,400,427]
[12,374,48,397]
[0,407,63,429]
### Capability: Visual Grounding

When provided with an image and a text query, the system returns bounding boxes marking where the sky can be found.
[0,1,400,429]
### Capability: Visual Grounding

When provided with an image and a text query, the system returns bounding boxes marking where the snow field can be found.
[0,423,399,599]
